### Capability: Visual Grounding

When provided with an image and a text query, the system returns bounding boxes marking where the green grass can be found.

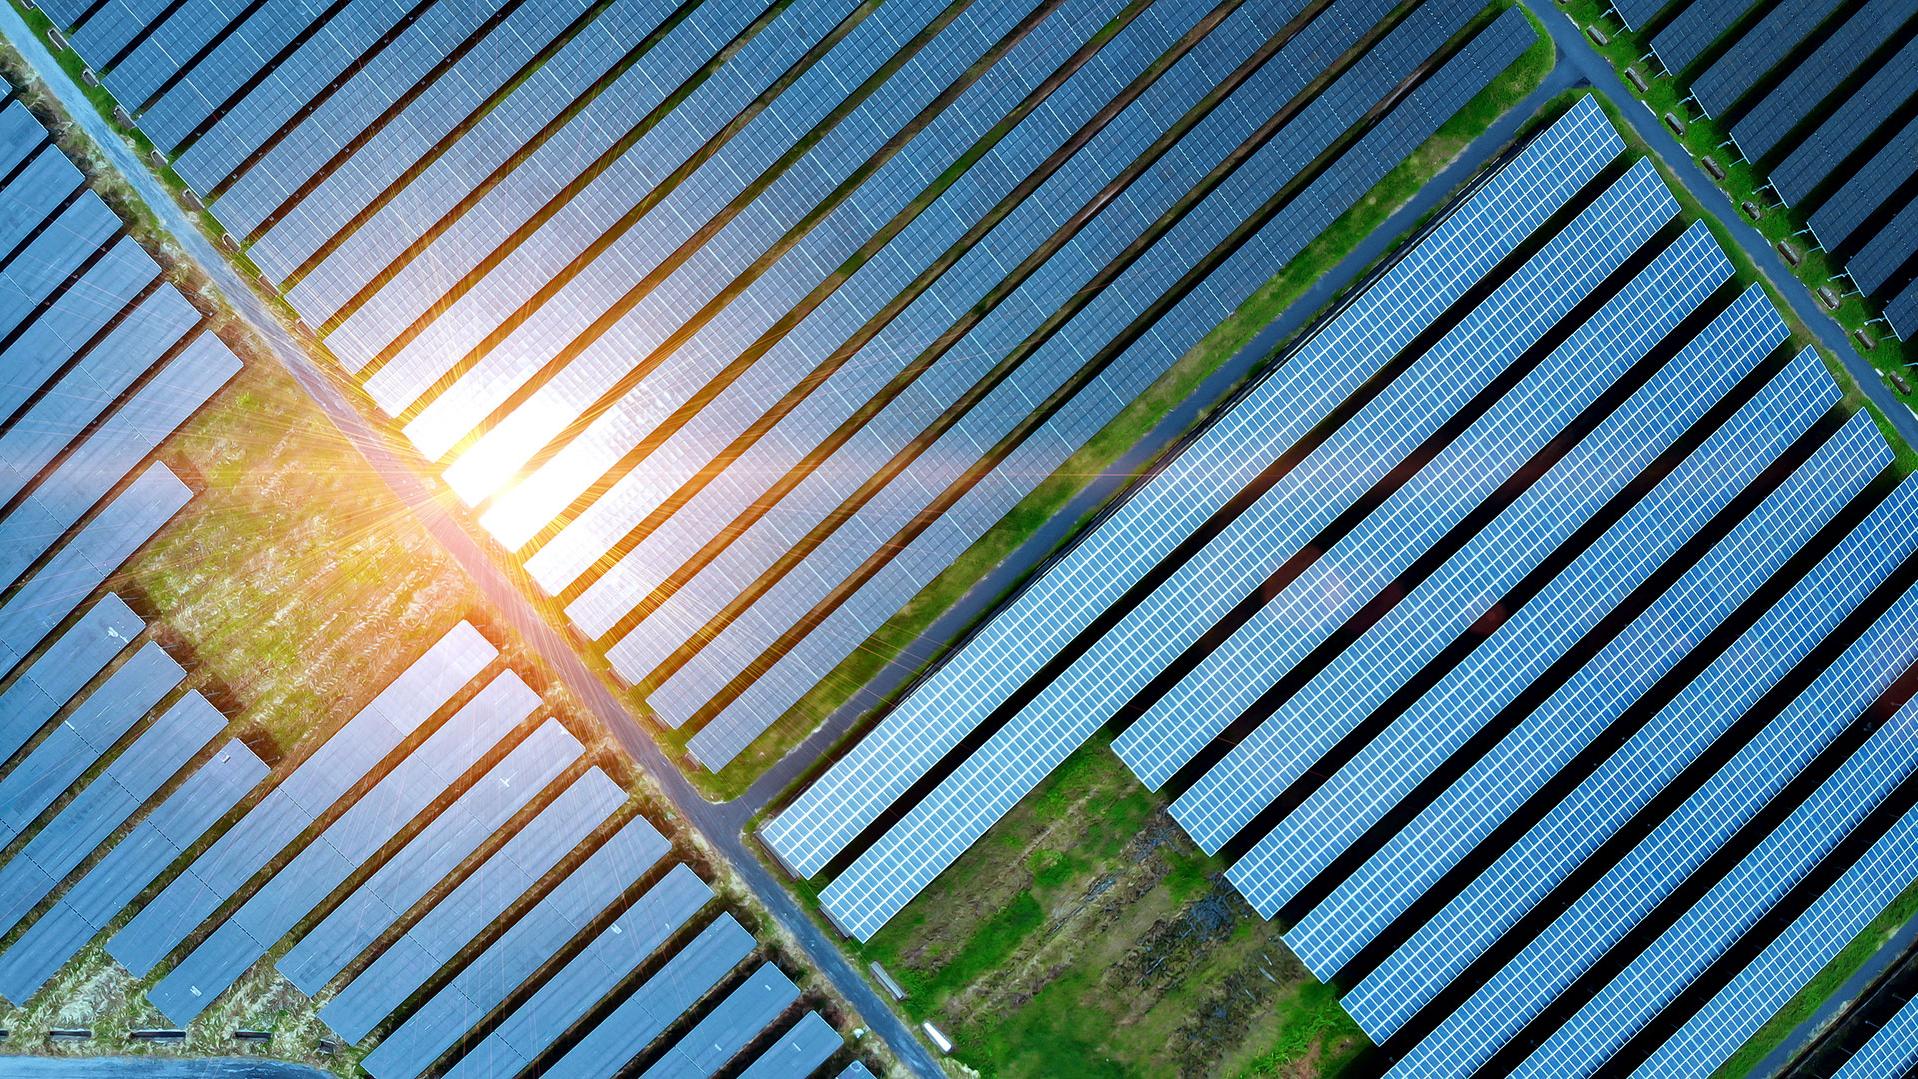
[1713,872,1918,1079]
[1554,0,1917,472]
[700,5,1556,801]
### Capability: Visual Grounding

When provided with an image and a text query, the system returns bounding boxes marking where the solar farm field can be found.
[17,0,1555,798]
[767,91,1918,1074]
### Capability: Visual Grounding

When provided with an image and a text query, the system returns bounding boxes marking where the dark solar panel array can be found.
[767,98,1918,1075]
[38,0,1546,772]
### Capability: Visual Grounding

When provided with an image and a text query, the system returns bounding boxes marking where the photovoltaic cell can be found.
[639,961,799,1079]
[1808,115,1918,252]
[1726,0,1915,161]
[1651,1,1762,74]
[1771,34,1918,205]
[1833,985,1918,1077]
[0,592,142,763]
[735,1012,841,1079]
[1691,0,1844,119]
[760,98,1623,880]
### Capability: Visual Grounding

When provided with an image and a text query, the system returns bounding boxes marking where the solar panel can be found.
[0,236,162,424]
[70,0,174,61]
[0,462,190,679]
[1809,115,1918,252]
[0,196,123,332]
[0,690,220,939]
[1383,558,1918,1075]
[107,621,493,976]
[760,97,1624,879]
[1772,34,1918,205]
[452,864,713,1076]
[1638,794,1918,1075]
[0,739,264,1004]
[544,913,756,1079]
[1244,409,1885,925]
[1727,0,1914,161]
[685,8,1542,766]
[1889,275,1918,340]
[319,766,624,1043]
[248,0,598,283]
[1523,689,1918,1073]
[735,1012,841,1079]
[277,716,582,994]
[1692,0,1845,119]
[641,961,800,1079]
[146,672,539,1024]
[136,0,337,154]
[104,1,244,108]
[1610,0,1673,31]
[1833,986,1918,1076]
[1122,219,1727,790]
[1845,196,1918,297]
[1651,0,1762,74]
[818,157,1682,941]
[0,639,184,844]
[475,0,1344,546]
[0,592,143,763]
[1339,347,1846,1040]
[0,145,86,254]
[840,1064,878,1079]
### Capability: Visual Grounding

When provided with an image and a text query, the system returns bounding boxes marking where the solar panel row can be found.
[1690,0,1844,120]
[49,0,1540,779]
[1725,0,1915,163]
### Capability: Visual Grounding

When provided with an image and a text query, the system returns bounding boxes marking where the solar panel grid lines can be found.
[208,0,512,239]
[1830,975,1918,1076]
[0,145,87,257]
[0,638,184,845]
[435,0,1040,509]
[0,689,222,941]
[69,0,176,63]
[1337,346,1846,1040]
[531,0,1218,616]
[318,766,625,1044]
[682,5,1545,767]
[543,912,756,1079]
[1519,688,1918,1075]
[0,104,52,183]
[624,0,1459,710]
[758,96,1625,880]
[0,234,164,412]
[812,154,1680,942]
[1846,198,1918,298]
[0,327,239,594]
[104,0,258,111]
[1891,277,1918,340]
[359,814,672,1078]
[1380,553,1918,1076]
[276,715,583,995]
[735,1011,841,1079]
[0,737,266,1005]
[144,670,540,1025]
[170,0,415,193]
[462,863,713,1072]
[0,461,190,678]
[0,197,124,326]
[1807,115,1918,252]
[595,0,1404,680]
[1634,786,1918,1075]
[106,619,493,976]
[337,0,779,388]
[1725,0,1918,162]
[1771,32,1918,207]
[284,0,685,327]
[1113,221,1730,789]
[248,0,602,284]
[1610,0,1672,32]
[134,0,338,154]
[1690,0,1846,120]
[0,592,142,763]
[1649,0,1761,74]
[639,960,800,1079]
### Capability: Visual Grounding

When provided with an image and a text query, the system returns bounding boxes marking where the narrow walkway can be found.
[0,10,942,1077]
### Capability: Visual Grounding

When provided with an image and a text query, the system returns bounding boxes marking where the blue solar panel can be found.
[135,0,336,154]
[760,97,1624,880]
[1651,1,1761,74]
[0,195,122,333]
[107,621,493,976]
[0,738,264,1005]
[277,716,582,994]
[360,814,670,1077]
[1638,794,1918,1074]
[0,592,142,763]
[1847,197,1918,298]
[0,146,85,255]
[1383,541,1918,1075]
[0,690,220,940]
[1244,409,1885,926]
[736,1012,841,1079]
[1834,983,1918,1076]
[1523,689,1918,1073]
[1773,35,1918,205]
[319,766,624,1043]
[248,0,598,283]
[544,913,756,1079]
[69,0,174,61]
[103,1,239,108]
[0,462,190,679]
[1727,0,1915,161]
[146,672,539,1024]
[1692,0,1845,119]
[0,235,161,425]
[1809,115,1918,252]
[642,961,800,1079]
[1890,276,1918,340]
[453,864,713,1076]
[1611,0,1673,31]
